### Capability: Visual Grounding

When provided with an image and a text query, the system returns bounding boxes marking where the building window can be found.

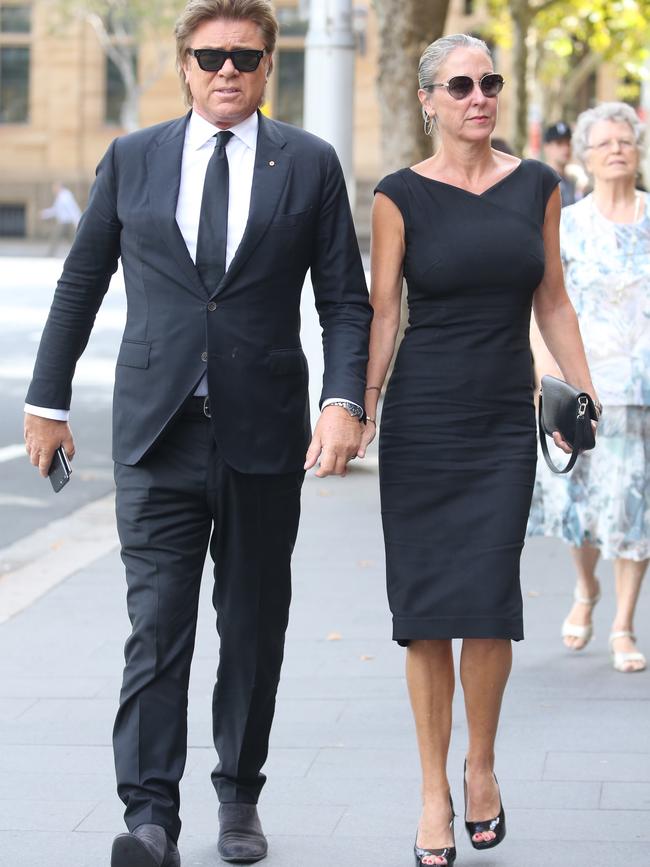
[0,45,29,122]
[105,52,136,125]
[463,0,475,14]
[0,4,31,33]
[0,3,31,122]
[275,7,308,37]
[275,50,304,127]
[0,202,26,236]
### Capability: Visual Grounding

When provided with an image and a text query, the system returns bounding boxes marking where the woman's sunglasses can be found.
[425,73,504,100]
[188,48,265,73]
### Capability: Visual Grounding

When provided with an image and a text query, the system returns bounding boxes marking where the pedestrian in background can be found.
[358,33,598,867]
[543,122,579,206]
[40,181,81,256]
[529,101,649,674]
[24,1,371,865]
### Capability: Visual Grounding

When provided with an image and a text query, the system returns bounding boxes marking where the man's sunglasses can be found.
[188,48,265,73]
[425,73,504,100]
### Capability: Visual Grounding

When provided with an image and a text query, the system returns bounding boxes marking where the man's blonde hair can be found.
[175,0,278,107]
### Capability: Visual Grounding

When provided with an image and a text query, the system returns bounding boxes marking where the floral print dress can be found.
[528,192,650,561]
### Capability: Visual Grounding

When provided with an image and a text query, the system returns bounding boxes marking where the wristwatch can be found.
[325,400,366,423]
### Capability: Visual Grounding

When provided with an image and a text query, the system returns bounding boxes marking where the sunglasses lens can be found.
[192,49,263,72]
[447,76,474,99]
[232,50,263,72]
[481,74,503,97]
[195,50,225,71]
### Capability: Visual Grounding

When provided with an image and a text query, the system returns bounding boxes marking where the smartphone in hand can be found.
[48,446,72,492]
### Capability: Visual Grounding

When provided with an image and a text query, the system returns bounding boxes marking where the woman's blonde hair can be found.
[175,0,278,107]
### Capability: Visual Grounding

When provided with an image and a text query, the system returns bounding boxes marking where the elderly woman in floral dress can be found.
[529,101,649,673]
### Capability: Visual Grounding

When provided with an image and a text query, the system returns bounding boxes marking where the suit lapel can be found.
[146,112,207,299]
[211,112,291,297]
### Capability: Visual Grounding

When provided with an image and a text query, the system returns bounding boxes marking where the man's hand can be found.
[304,405,363,477]
[24,414,75,478]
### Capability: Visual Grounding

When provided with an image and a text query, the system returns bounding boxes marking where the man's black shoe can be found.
[217,804,268,863]
[111,823,180,867]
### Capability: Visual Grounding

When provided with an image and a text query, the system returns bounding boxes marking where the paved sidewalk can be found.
[0,463,649,866]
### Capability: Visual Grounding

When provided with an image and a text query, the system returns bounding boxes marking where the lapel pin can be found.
[268,160,275,167]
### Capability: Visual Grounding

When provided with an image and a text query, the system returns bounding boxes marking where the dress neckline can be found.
[407,159,525,198]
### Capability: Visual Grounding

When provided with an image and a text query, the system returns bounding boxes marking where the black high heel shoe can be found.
[463,759,506,850]
[414,796,456,866]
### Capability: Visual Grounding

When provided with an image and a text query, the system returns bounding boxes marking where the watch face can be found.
[328,400,363,418]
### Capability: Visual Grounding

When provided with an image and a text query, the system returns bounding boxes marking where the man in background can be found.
[40,182,81,256]
[543,122,578,206]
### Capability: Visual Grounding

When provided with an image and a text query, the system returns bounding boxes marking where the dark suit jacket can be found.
[26,111,371,473]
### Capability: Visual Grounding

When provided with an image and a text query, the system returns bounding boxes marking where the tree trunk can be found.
[557,51,599,118]
[510,0,531,157]
[373,0,450,172]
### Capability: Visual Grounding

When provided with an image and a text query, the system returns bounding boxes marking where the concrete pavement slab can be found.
[0,466,649,865]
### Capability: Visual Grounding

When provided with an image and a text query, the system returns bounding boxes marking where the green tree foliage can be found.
[485,0,650,154]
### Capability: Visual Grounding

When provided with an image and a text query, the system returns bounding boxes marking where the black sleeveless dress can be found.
[375,160,559,645]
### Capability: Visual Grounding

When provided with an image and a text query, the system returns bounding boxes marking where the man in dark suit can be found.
[24,2,371,865]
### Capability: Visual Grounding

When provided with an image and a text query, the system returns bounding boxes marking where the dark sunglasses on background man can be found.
[425,73,504,100]
[188,48,265,72]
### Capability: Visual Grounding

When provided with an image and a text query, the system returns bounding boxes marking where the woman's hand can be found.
[357,418,377,458]
[551,430,573,454]
[552,416,598,455]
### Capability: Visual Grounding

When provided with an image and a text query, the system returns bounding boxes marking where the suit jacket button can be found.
[207,302,217,312]
[201,351,208,362]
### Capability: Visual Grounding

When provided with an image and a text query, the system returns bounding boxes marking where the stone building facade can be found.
[0,0,622,239]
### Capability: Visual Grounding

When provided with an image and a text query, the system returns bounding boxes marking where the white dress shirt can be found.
[178,111,257,396]
[26,109,360,419]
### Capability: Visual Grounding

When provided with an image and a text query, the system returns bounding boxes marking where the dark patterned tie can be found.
[196,130,234,292]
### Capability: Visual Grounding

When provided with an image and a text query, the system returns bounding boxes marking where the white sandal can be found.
[561,581,601,650]
[609,631,647,673]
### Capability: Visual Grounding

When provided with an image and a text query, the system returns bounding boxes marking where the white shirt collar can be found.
[187,109,259,151]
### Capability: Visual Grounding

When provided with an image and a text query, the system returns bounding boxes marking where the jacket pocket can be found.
[116,339,151,369]
[268,348,307,377]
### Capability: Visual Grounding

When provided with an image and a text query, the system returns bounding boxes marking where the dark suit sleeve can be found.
[310,145,372,409]
[26,140,122,409]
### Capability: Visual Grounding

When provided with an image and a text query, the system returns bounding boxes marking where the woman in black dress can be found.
[358,34,599,866]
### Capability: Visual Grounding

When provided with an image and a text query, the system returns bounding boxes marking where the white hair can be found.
[418,33,492,91]
[572,101,645,167]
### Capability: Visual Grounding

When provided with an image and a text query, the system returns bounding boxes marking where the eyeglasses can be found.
[586,138,636,153]
[425,73,504,100]
[188,48,265,73]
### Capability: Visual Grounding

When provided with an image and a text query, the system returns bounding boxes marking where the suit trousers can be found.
[113,399,304,841]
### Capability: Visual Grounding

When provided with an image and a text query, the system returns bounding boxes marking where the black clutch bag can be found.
[538,375,598,474]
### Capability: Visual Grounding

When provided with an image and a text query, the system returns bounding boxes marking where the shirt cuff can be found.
[24,404,70,421]
[321,398,363,413]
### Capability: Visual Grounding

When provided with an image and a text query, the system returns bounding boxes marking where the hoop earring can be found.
[423,111,434,137]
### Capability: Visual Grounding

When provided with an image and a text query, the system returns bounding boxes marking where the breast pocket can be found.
[116,340,151,369]
[269,207,313,229]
